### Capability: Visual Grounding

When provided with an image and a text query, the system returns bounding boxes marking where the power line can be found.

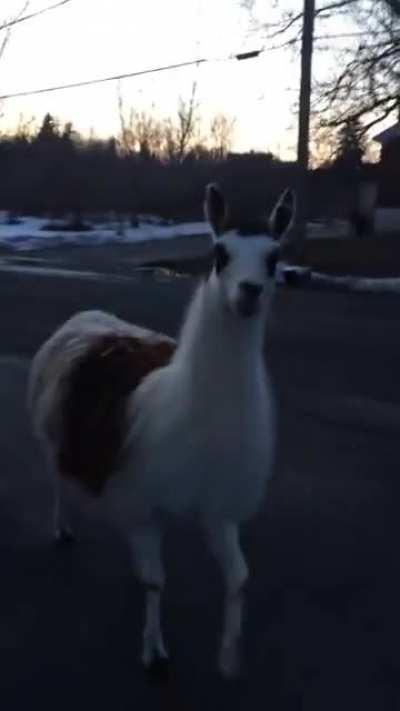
[0,0,72,32]
[0,50,262,101]
[0,60,207,100]
[249,21,390,43]
[262,29,391,52]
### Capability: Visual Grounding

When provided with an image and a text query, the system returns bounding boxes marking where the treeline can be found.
[0,111,393,223]
[0,112,296,222]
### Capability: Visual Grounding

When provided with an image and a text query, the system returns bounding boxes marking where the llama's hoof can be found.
[144,654,171,681]
[218,641,243,680]
[54,526,77,547]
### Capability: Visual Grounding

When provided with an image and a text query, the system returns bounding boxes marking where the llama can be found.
[28,183,296,679]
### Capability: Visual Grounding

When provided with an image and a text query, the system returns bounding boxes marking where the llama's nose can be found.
[239,281,263,299]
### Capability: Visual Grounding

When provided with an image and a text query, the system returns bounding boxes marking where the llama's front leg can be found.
[130,523,169,676]
[204,521,248,679]
[53,485,76,545]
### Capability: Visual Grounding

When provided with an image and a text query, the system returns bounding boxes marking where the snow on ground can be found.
[2,212,400,296]
[0,214,208,251]
[312,271,400,293]
[0,213,353,251]
[301,211,400,239]
[278,264,400,295]
[0,208,399,252]
[375,208,400,234]
[0,261,130,281]
[307,219,349,239]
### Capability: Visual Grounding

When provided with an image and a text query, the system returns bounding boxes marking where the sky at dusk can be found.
[0,0,373,157]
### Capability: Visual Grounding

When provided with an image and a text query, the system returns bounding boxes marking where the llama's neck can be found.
[173,278,267,389]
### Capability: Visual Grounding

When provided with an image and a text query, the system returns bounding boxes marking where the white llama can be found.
[28,183,296,679]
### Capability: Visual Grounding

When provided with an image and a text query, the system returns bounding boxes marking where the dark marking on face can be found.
[266,248,280,277]
[206,184,227,236]
[214,243,230,274]
[57,334,176,496]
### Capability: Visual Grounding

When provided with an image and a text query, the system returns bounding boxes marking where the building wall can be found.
[378,138,400,208]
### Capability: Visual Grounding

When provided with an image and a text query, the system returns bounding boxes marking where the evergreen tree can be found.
[334,119,366,169]
[36,113,60,143]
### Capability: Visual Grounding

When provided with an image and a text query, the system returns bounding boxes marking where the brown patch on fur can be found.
[57,334,175,496]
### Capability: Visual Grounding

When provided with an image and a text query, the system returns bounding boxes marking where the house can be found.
[373,122,400,162]
[372,121,400,233]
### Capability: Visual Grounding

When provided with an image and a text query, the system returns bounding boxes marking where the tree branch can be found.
[0,1,29,62]
[0,0,71,32]
[383,0,400,16]
[263,0,359,40]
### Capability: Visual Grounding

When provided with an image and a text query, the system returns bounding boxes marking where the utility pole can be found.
[298,0,315,172]
[293,0,315,255]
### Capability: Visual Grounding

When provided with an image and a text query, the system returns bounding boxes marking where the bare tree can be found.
[175,81,200,161]
[117,82,236,163]
[117,89,134,155]
[161,117,179,161]
[13,112,36,140]
[117,90,164,158]
[132,111,164,158]
[309,118,336,167]
[247,0,400,137]
[118,81,202,162]
[317,2,400,134]
[209,114,236,159]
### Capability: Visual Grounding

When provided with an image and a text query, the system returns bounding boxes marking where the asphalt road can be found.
[0,261,399,710]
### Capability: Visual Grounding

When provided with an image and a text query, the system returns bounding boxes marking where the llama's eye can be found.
[214,243,230,274]
[266,249,279,277]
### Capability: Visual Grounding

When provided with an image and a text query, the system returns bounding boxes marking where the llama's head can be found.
[204,183,296,319]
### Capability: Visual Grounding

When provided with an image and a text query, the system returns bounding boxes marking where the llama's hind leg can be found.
[46,450,76,545]
[130,523,169,677]
[204,521,248,679]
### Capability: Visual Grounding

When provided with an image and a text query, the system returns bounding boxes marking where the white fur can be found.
[29,185,294,677]
[115,256,275,525]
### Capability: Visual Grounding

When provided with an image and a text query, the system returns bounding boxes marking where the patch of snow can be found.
[375,208,400,234]
[0,216,209,251]
[137,214,174,226]
[343,276,400,294]
[305,210,400,239]
[306,219,349,240]
[279,263,400,294]
[0,261,130,281]
[306,271,400,293]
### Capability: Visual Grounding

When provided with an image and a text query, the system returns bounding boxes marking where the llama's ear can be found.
[204,183,227,239]
[269,188,296,240]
